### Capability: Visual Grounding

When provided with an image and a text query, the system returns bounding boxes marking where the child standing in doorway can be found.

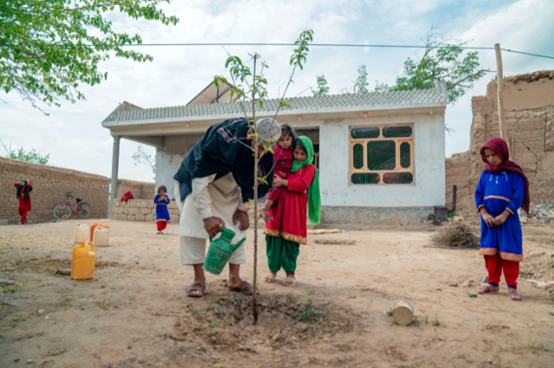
[14,179,32,225]
[260,124,296,222]
[154,185,171,234]
[475,137,530,301]
[263,136,321,286]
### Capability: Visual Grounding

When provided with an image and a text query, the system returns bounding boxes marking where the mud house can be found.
[102,80,449,225]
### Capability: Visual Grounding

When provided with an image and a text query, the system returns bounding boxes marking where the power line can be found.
[1,42,553,60]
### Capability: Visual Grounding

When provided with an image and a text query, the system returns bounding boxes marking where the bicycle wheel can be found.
[53,205,71,220]
[77,202,91,219]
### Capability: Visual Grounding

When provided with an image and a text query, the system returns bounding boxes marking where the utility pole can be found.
[494,43,509,147]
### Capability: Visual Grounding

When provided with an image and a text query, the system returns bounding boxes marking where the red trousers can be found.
[484,253,519,289]
[156,222,167,231]
[19,209,27,224]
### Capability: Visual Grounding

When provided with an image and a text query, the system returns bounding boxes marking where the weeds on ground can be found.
[387,307,394,316]
[307,290,315,295]
[57,296,78,308]
[210,322,217,328]
[99,290,114,310]
[302,299,322,321]
[528,337,551,353]
[432,314,440,326]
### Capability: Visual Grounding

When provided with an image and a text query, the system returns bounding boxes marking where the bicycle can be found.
[53,192,91,220]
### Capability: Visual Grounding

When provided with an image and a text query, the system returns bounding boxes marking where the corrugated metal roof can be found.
[102,80,448,125]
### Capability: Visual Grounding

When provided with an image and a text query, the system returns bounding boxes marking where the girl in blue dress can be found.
[154,185,171,234]
[475,137,530,301]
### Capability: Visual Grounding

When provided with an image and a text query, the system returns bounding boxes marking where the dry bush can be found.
[432,222,480,248]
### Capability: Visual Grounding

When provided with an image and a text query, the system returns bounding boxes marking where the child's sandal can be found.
[264,272,276,283]
[283,276,296,287]
[477,285,498,294]
[509,289,522,301]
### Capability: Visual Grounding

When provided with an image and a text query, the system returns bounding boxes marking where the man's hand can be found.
[493,210,510,226]
[480,208,495,227]
[233,210,250,231]
[203,217,225,238]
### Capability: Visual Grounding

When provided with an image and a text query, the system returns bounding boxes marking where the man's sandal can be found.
[264,272,277,283]
[283,277,296,287]
[477,285,499,294]
[186,283,205,298]
[509,289,522,301]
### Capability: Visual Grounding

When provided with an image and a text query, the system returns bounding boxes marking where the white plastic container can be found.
[92,226,109,247]
[74,224,90,244]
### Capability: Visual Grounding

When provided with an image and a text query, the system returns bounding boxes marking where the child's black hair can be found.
[281,124,296,141]
[293,138,307,154]
[157,185,167,194]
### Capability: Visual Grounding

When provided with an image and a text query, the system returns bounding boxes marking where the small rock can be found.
[37,309,44,316]
[549,310,554,316]
[448,281,459,287]
[469,294,478,298]
[27,359,33,364]
[6,267,14,272]
[0,278,9,285]
[46,255,51,258]
[462,279,475,287]
[57,269,71,276]
[220,296,228,300]
[45,316,49,320]
[128,345,132,350]
[463,319,471,322]
[101,285,106,289]
[136,262,139,265]
[20,259,27,263]
[7,280,15,285]
[211,356,221,360]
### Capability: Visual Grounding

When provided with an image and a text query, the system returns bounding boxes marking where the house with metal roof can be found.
[102,79,449,225]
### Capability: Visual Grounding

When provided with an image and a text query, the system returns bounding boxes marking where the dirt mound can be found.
[431,222,480,248]
[170,293,356,354]
[520,251,554,293]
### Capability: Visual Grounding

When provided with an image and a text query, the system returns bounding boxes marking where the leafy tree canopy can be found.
[132,145,155,179]
[374,29,490,103]
[0,0,179,113]
[311,74,329,96]
[1,138,49,164]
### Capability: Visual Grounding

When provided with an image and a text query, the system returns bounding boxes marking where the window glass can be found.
[383,126,412,138]
[382,172,413,184]
[351,127,380,139]
[400,142,411,169]
[352,143,364,169]
[367,141,396,170]
[351,173,380,184]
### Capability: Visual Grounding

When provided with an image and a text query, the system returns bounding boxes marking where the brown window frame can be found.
[349,123,414,186]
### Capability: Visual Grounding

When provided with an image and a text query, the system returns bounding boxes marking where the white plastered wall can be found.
[319,111,446,208]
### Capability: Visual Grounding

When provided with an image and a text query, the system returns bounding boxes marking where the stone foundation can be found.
[321,206,433,226]
[114,199,180,223]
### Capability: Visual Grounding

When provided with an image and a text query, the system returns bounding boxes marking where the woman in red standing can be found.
[14,179,32,224]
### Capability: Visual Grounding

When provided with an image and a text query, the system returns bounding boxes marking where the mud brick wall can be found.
[445,70,554,220]
[0,157,110,224]
[116,179,155,200]
[114,199,180,223]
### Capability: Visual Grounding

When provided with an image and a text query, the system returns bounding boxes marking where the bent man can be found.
[173,117,280,297]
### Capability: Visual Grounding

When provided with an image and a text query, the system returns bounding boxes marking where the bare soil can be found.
[1,220,553,367]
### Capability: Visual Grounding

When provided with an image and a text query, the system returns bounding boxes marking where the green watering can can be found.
[203,227,246,276]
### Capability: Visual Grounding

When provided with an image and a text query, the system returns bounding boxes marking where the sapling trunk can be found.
[252,55,259,325]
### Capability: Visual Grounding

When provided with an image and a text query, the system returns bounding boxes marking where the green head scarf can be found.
[16,179,32,202]
[290,136,321,225]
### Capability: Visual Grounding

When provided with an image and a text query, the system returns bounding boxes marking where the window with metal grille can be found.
[349,124,414,185]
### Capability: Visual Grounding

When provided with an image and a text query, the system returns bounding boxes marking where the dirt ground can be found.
[1,220,553,368]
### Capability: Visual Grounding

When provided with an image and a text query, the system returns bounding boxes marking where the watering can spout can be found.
[232,237,246,252]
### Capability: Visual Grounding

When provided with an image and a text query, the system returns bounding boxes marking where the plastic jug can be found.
[203,227,246,276]
[90,224,109,243]
[92,226,109,247]
[74,224,90,244]
[71,241,95,280]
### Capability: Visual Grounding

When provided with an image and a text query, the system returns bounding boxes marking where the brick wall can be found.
[116,179,155,200]
[114,199,180,223]
[0,157,110,224]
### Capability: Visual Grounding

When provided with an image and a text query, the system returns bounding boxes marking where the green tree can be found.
[132,145,156,180]
[1,138,49,164]
[215,29,313,325]
[373,29,490,103]
[311,74,330,96]
[354,64,369,93]
[0,0,179,113]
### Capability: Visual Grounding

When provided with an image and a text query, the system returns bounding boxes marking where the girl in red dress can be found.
[263,136,321,286]
[14,179,32,224]
[260,124,295,222]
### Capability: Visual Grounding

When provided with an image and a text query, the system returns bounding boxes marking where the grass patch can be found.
[432,314,440,326]
[528,337,551,353]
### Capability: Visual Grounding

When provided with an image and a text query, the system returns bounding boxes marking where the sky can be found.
[1,0,553,182]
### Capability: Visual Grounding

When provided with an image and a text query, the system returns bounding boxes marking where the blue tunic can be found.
[154,194,171,222]
[474,170,525,261]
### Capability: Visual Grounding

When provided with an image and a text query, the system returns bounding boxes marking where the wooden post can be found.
[494,43,509,144]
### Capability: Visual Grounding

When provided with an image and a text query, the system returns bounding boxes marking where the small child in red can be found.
[260,124,296,222]
[14,179,32,224]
